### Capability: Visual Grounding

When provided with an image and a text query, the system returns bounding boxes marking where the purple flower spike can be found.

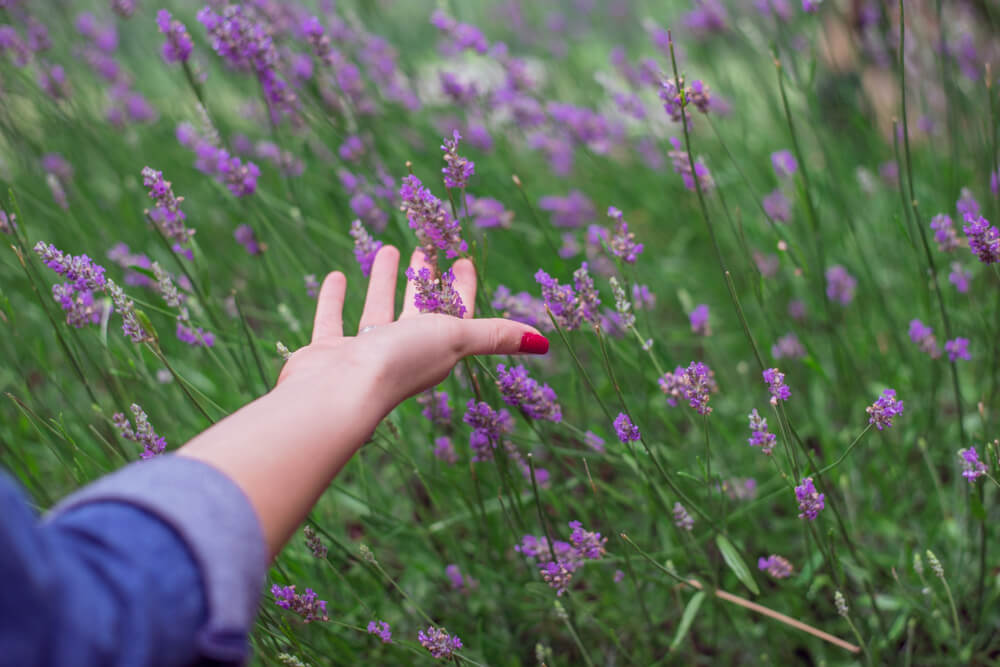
[418,626,463,660]
[825,265,856,305]
[948,262,971,293]
[271,584,329,623]
[945,337,971,362]
[762,368,791,403]
[534,266,599,331]
[34,242,107,291]
[758,555,794,579]
[538,190,596,228]
[748,408,776,455]
[930,214,961,252]
[689,304,710,336]
[958,447,987,483]
[156,10,193,63]
[433,436,458,464]
[668,137,715,191]
[772,332,806,359]
[417,389,452,426]
[441,130,475,189]
[399,174,467,265]
[771,150,798,178]
[142,167,193,247]
[866,388,903,430]
[463,400,514,461]
[763,189,791,222]
[794,477,824,520]
[606,206,644,263]
[496,364,562,422]
[672,502,694,531]
[908,319,941,358]
[367,620,392,643]
[113,403,167,460]
[406,267,466,318]
[613,412,640,443]
[350,220,383,277]
[962,213,1000,264]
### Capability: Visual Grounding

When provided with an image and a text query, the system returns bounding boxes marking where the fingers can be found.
[400,247,432,319]
[311,271,347,343]
[451,258,477,318]
[358,245,400,331]
[451,318,549,358]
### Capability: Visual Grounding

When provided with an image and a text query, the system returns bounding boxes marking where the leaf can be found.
[669,591,705,652]
[970,493,986,522]
[715,534,760,595]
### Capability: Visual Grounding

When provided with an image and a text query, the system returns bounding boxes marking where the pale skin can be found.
[178,245,547,558]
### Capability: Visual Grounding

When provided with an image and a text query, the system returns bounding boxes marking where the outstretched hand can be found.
[278,245,549,417]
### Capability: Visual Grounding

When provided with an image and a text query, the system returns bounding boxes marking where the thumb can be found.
[453,318,550,357]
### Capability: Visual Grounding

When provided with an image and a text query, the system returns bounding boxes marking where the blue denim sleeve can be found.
[0,455,268,666]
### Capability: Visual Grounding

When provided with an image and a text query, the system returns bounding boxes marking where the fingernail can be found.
[519,332,549,355]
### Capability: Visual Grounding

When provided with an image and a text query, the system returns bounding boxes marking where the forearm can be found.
[178,372,384,559]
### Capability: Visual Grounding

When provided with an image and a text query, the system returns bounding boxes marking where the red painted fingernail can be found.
[519,332,549,355]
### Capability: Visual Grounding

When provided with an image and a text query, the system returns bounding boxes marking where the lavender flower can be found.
[758,555,793,579]
[107,279,150,343]
[304,274,319,299]
[0,209,16,234]
[445,564,478,591]
[788,299,806,319]
[958,446,987,482]
[690,304,710,336]
[441,130,475,189]
[466,195,513,229]
[52,284,102,328]
[614,570,626,583]
[463,400,513,461]
[418,626,463,660]
[492,285,551,331]
[659,76,711,121]
[142,167,193,247]
[34,242,107,291]
[496,364,562,422]
[608,276,634,329]
[156,10,193,63]
[866,388,903,430]
[748,408,777,455]
[234,224,262,255]
[668,137,714,191]
[339,135,364,162]
[771,332,806,359]
[113,403,167,460]
[763,368,791,403]
[957,188,980,218]
[418,390,452,426]
[762,189,792,222]
[908,318,940,357]
[111,0,135,19]
[405,267,467,318]
[584,431,605,453]
[962,213,1000,264]
[794,477,825,520]
[945,337,971,361]
[399,174,467,264]
[949,262,971,293]
[271,585,329,623]
[367,620,392,643]
[606,207,644,263]
[303,525,327,559]
[350,219,382,278]
[538,190,596,228]
[771,150,797,178]
[672,502,694,531]
[517,522,606,596]
[682,362,715,415]
[930,214,961,252]
[825,265,856,305]
[613,412,640,443]
[433,436,458,464]
[535,266,598,330]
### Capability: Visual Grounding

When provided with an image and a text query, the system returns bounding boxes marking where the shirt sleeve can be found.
[0,455,268,666]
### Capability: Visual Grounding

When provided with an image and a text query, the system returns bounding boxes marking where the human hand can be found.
[277,245,549,422]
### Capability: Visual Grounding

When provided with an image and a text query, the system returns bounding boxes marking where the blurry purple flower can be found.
[350,219,383,277]
[614,569,625,583]
[632,284,655,310]
[958,447,987,483]
[908,319,941,358]
[668,137,714,191]
[496,364,562,422]
[772,332,806,359]
[430,9,489,54]
[445,564,478,591]
[0,209,17,235]
[758,555,793,579]
[234,224,262,255]
[748,408,777,455]
[52,284,101,328]
[303,525,326,559]
[635,137,665,171]
[406,267,466,318]
[930,214,961,252]
[992,171,999,197]
[41,153,73,183]
[948,262,971,293]
[771,150,797,178]
[723,477,759,501]
[962,213,1000,264]
[441,130,475,189]
[465,122,493,152]
[463,400,514,461]
[613,412,640,443]
[879,160,899,185]
[466,195,513,229]
[788,299,806,320]
[753,251,779,278]
[606,206,644,263]
[689,304,710,336]
[957,188,980,219]
[304,274,319,299]
[38,63,71,100]
[156,10,193,63]
[418,626,463,660]
[866,388,903,430]
[338,135,365,162]
[763,189,791,222]
[367,620,392,643]
[433,436,458,464]
[794,477,824,520]
[399,174,467,264]
[111,0,135,19]
[801,0,820,12]
[538,191,596,228]
[271,585,329,623]
[113,403,167,460]
[535,266,599,331]
[825,265,856,305]
[176,324,215,348]
[682,0,729,36]
[584,431,605,453]
[417,389,452,426]
[673,502,694,531]
[492,285,551,331]
[944,337,970,362]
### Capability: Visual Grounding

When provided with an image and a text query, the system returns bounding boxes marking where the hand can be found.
[278,245,549,424]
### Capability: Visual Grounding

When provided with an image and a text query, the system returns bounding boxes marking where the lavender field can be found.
[1,0,999,664]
